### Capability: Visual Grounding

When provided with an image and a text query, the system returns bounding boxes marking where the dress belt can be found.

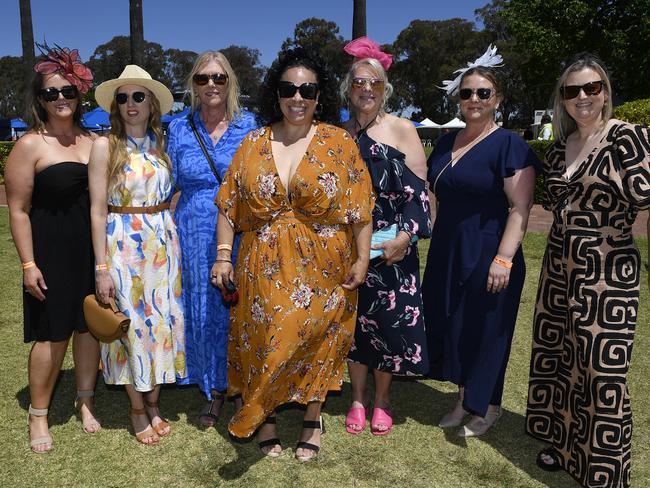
[108,202,171,214]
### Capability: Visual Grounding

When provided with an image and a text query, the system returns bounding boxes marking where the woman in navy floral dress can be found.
[341,39,431,436]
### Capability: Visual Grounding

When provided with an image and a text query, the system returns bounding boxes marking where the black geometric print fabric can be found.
[526,123,650,488]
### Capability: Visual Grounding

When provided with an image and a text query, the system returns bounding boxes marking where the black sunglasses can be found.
[561,80,604,100]
[193,73,229,86]
[458,88,493,101]
[278,81,319,100]
[39,85,78,102]
[115,91,147,104]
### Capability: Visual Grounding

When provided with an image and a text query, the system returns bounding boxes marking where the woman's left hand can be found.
[342,258,369,290]
[487,259,510,293]
[372,232,410,266]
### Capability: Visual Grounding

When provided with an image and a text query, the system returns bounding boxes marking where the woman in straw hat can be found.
[88,65,187,445]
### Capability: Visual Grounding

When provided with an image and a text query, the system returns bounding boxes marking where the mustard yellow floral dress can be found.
[216,123,374,437]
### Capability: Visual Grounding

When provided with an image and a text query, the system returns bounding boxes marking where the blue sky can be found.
[1,0,487,66]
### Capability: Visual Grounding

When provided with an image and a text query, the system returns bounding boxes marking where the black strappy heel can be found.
[257,415,282,458]
[295,415,325,462]
[536,447,563,472]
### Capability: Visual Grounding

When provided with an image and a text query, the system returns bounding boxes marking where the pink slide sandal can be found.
[370,407,393,436]
[345,406,367,435]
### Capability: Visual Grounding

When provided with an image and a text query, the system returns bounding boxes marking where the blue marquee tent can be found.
[11,119,28,129]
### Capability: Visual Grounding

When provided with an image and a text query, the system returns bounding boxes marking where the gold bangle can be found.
[215,258,232,263]
[95,264,108,271]
[22,260,36,270]
[493,256,513,269]
[217,244,233,252]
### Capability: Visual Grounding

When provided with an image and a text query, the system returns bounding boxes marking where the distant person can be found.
[211,48,374,461]
[537,114,553,140]
[340,37,431,437]
[89,65,187,445]
[166,51,257,427]
[527,53,650,488]
[5,45,100,453]
[423,46,540,437]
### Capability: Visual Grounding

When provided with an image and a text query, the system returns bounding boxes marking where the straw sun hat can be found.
[95,64,173,114]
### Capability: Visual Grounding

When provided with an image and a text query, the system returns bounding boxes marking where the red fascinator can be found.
[344,36,393,71]
[34,43,93,94]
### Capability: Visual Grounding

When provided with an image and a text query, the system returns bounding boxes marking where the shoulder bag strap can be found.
[188,113,222,184]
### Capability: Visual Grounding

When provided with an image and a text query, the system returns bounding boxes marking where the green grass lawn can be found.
[1,206,649,487]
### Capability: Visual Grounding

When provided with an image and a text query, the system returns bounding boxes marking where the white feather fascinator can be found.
[440,44,504,96]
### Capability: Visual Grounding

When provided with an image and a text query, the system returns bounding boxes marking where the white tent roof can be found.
[439,117,466,129]
[418,117,442,128]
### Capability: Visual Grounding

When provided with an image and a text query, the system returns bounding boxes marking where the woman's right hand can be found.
[95,270,115,304]
[23,266,47,301]
[210,261,234,290]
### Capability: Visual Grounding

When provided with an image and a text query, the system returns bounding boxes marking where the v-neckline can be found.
[561,123,615,181]
[196,111,230,150]
[269,123,319,200]
[449,127,500,169]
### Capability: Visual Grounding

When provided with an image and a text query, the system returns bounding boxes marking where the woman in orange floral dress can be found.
[211,49,374,461]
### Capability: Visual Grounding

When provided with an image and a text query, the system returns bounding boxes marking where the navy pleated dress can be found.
[422,128,539,416]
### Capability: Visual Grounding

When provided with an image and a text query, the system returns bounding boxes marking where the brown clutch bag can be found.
[83,295,130,342]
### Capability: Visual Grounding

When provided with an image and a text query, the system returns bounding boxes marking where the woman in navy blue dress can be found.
[167,51,256,426]
[423,64,539,437]
[341,38,431,436]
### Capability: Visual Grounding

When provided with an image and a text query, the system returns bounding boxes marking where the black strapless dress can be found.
[24,162,95,342]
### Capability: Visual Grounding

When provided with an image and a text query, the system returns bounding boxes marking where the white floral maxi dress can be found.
[101,135,187,391]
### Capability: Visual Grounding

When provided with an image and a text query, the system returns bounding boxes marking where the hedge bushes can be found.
[614,98,650,126]
[0,142,14,184]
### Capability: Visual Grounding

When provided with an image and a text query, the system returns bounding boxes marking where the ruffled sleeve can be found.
[398,166,432,239]
[497,131,542,178]
[611,123,650,209]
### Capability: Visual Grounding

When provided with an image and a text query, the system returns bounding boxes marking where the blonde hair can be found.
[552,54,613,141]
[340,58,394,116]
[186,51,241,120]
[107,88,171,190]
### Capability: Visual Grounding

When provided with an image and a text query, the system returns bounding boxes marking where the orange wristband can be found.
[493,256,513,269]
[95,264,108,271]
[22,260,36,270]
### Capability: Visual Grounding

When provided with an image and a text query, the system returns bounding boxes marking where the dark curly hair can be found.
[258,48,340,126]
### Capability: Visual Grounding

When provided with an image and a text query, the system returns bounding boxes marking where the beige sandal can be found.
[129,407,159,445]
[74,390,101,433]
[28,405,53,454]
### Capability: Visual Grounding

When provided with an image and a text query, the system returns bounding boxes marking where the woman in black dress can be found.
[5,46,100,453]
[340,38,431,436]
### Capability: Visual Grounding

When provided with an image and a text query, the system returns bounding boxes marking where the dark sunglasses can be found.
[278,81,319,100]
[351,77,385,91]
[115,91,147,104]
[561,80,604,100]
[193,73,229,86]
[459,88,493,100]
[39,85,78,102]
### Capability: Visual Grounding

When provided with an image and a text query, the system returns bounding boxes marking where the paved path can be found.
[0,184,647,237]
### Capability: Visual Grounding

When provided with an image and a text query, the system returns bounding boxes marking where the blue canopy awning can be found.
[82,107,110,130]
[11,118,27,129]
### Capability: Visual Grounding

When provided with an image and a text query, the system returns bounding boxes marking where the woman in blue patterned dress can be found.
[167,51,256,427]
[340,39,432,436]
[89,65,187,445]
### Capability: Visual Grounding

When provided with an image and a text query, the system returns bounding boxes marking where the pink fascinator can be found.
[344,36,393,71]
[34,43,93,94]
